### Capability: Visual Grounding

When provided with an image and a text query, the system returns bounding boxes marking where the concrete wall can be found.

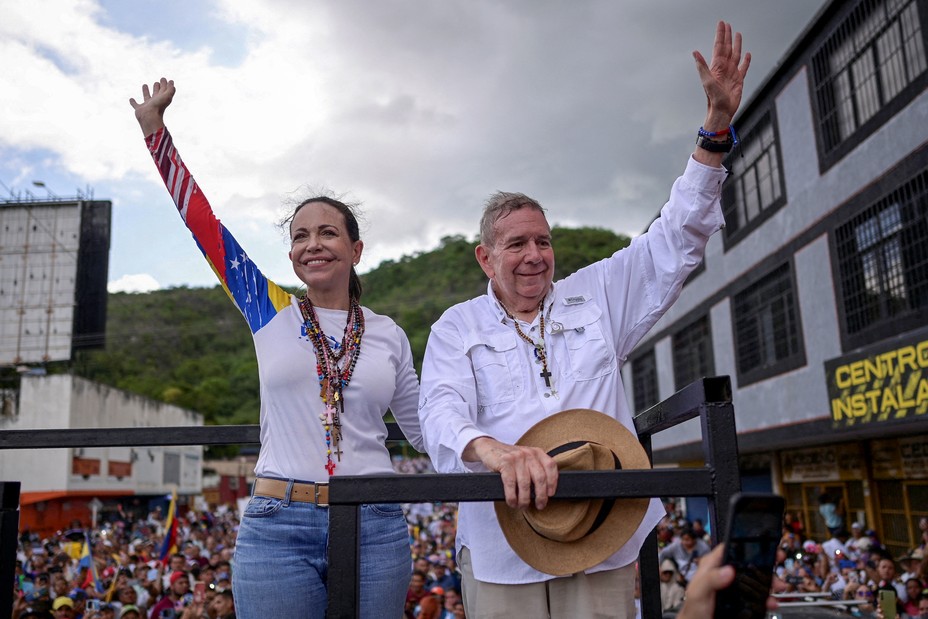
[0,373,203,495]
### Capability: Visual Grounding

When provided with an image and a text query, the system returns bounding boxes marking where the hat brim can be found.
[495,409,650,576]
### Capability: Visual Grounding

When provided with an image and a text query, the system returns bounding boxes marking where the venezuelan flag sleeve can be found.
[145,127,291,333]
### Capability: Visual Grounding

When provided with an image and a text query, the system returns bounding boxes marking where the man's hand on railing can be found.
[462,436,559,510]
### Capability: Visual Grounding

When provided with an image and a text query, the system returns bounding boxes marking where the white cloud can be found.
[1,0,828,289]
[108,273,161,293]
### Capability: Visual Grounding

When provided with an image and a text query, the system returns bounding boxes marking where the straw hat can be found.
[494,409,651,576]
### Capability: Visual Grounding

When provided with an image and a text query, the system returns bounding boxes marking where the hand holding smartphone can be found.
[878,589,897,619]
[193,581,206,604]
[713,492,786,619]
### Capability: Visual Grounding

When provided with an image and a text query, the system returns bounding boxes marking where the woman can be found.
[130,78,423,618]
[903,577,925,617]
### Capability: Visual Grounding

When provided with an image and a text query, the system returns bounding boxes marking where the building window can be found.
[163,452,181,485]
[722,111,786,245]
[732,263,805,386]
[812,0,928,167]
[834,169,928,345]
[631,349,659,412]
[672,315,715,391]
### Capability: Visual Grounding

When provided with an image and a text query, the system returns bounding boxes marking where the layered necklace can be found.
[299,295,365,476]
[498,299,556,397]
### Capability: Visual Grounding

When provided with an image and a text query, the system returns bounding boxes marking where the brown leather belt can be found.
[253,478,329,506]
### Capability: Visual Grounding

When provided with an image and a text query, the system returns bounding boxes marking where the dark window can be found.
[722,111,786,245]
[732,263,805,386]
[163,452,181,485]
[631,348,659,412]
[672,315,715,391]
[812,0,928,168]
[834,169,928,344]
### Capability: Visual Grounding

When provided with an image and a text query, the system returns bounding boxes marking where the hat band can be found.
[523,441,621,542]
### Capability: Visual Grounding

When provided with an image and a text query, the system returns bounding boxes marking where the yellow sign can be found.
[825,332,928,427]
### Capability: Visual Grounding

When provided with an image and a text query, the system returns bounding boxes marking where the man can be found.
[418,21,750,619]
[405,570,428,619]
[818,493,844,535]
[822,528,852,566]
[899,548,924,582]
[52,596,75,619]
[439,589,462,619]
[209,589,235,619]
[148,570,189,619]
[659,527,711,585]
[161,552,187,591]
[430,559,460,593]
[115,585,143,616]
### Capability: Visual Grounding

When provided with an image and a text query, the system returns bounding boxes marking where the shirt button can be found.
[543,392,550,398]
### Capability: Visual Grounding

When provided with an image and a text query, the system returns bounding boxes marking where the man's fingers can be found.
[496,447,558,510]
[514,458,533,509]
[713,20,725,58]
[740,52,752,79]
[500,463,518,509]
[526,455,549,510]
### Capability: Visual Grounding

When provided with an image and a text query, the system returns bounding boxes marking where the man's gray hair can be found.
[479,191,545,248]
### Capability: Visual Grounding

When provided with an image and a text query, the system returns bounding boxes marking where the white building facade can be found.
[0,373,202,534]
[624,0,928,557]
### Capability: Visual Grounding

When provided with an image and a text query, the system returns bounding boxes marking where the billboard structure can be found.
[0,199,111,365]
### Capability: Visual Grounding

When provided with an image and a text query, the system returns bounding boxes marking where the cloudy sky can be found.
[1,0,827,293]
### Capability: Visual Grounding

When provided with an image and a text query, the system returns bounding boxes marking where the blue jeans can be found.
[232,482,411,619]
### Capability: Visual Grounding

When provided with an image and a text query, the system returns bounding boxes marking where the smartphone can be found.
[714,492,786,619]
[878,589,897,619]
[193,581,206,604]
[86,599,100,612]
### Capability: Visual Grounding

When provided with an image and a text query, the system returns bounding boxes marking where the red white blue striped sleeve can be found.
[145,127,291,333]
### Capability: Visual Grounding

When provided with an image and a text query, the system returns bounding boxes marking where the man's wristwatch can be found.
[695,133,734,152]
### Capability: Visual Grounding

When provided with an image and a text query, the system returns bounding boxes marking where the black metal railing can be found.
[0,376,741,619]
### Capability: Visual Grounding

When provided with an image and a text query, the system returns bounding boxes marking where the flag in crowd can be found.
[159,490,178,561]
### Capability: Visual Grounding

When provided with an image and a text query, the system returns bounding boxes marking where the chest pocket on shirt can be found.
[466,331,520,406]
[557,305,617,381]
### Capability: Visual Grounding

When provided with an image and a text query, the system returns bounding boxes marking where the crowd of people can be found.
[14,459,928,619]
[8,456,462,619]
[653,507,928,618]
[12,503,239,619]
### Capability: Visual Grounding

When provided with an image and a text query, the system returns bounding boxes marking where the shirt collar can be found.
[485,280,555,326]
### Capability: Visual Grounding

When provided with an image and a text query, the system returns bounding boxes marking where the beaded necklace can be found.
[498,299,556,397]
[299,295,365,476]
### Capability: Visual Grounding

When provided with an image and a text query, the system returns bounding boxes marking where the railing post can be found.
[0,482,21,619]
[700,393,741,544]
[637,433,662,619]
[326,502,360,619]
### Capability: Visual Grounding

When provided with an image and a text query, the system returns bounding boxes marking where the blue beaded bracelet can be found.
[698,125,739,146]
